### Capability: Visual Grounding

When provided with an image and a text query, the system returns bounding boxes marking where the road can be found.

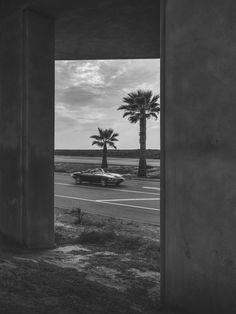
[54,173,160,225]
[55,155,160,167]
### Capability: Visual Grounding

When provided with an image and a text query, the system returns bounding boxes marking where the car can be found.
[71,168,125,187]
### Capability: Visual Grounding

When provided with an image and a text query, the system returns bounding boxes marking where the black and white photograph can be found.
[0,1,235,313]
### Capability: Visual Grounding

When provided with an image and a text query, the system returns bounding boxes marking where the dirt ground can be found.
[0,207,182,314]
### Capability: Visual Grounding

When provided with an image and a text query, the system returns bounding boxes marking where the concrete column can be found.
[162,0,236,313]
[0,10,54,248]
[22,10,55,248]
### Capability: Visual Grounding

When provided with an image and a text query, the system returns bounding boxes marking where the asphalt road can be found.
[54,173,160,225]
[55,155,160,167]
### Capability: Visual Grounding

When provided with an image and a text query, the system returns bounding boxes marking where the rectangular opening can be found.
[54,58,161,311]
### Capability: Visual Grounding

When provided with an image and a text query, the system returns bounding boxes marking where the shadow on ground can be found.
[0,208,184,314]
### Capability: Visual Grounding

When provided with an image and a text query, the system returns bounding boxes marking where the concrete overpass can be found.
[0,0,236,313]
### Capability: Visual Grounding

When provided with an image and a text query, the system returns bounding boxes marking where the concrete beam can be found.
[0,0,160,60]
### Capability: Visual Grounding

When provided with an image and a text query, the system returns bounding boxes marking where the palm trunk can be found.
[101,143,108,168]
[138,115,146,177]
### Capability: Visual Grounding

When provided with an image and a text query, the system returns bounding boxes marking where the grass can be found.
[54,208,160,273]
[0,207,183,314]
[54,207,161,312]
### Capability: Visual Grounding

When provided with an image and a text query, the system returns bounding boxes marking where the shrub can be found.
[78,229,116,245]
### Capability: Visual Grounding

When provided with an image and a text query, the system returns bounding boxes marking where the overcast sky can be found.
[55,59,160,149]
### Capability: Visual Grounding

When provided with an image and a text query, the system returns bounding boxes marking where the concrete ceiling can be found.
[1,0,160,60]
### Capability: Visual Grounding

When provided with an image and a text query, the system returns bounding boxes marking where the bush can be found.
[116,235,144,250]
[78,229,116,245]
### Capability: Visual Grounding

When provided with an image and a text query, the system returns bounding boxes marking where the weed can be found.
[73,207,84,225]
[78,229,116,245]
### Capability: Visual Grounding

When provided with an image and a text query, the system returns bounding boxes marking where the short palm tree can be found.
[118,90,160,177]
[90,128,119,168]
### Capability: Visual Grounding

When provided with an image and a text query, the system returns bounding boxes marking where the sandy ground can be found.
[0,208,184,314]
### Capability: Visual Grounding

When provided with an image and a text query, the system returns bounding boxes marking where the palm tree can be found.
[118,90,160,177]
[90,128,119,168]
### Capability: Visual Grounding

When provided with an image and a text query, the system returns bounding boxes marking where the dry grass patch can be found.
[0,207,186,314]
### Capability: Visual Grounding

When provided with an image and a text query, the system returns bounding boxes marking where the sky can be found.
[55,59,160,149]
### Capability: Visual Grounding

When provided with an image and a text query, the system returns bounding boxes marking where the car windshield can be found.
[83,168,105,174]
[92,168,105,174]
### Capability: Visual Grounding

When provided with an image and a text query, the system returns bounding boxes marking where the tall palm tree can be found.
[90,128,119,168]
[118,90,160,177]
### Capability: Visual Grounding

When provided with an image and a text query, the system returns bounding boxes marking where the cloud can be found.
[55,59,160,149]
[55,112,78,133]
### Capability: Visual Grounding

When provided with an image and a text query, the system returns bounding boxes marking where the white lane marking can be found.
[55,194,159,211]
[96,200,159,211]
[55,194,96,203]
[143,186,160,190]
[97,197,159,202]
[107,188,157,195]
[55,182,158,195]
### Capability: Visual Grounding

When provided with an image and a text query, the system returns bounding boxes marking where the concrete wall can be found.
[0,11,24,243]
[1,0,236,312]
[162,0,236,313]
[0,10,55,247]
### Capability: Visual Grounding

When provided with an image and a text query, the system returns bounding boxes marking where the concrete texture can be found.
[0,0,160,60]
[163,0,236,313]
[53,0,160,60]
[22,10,55,248]
[1,0,236,313]
[0,9,54,248]
[0,11,24,243]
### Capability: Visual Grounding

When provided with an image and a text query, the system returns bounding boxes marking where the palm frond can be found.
[151,94,160,103]
[107,141,117,149]
[149,102,160,110]
[122,111,132,118]
[122,97,134,105]
[98,127,104,138]
[90,135,101,140]
[118,104,131,110]
[150,107,160,113]
[119,90,160,125]
[146,112,158,120]
[128,115,139,123]
[134,96,146,109]
[109,138,118,142]
[110,133,119,141]
[128,91,139,98]
[143,90,153,105]
[111,132,119,137]
[106,128,114,139]
[91,140,104,147]
[91,127,119,150]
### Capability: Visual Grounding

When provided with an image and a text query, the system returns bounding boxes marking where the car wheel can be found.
[100,179,107,187]
[75,177,82,185]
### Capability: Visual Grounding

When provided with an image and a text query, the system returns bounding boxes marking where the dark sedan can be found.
[71,168,125,187]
